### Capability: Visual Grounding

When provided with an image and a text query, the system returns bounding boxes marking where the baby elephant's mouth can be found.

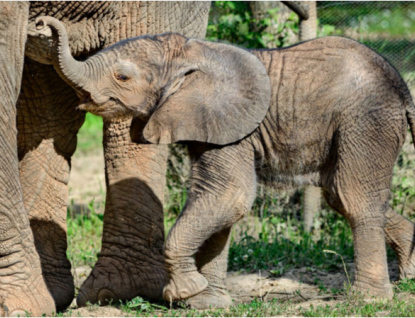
[81,93,92,104]
[78,93,100,112]
[78,94,131,118]
[78,93,94,110]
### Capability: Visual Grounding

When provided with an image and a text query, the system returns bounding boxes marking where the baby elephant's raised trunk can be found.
[35,16,92,92]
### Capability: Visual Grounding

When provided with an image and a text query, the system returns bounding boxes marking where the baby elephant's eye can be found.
[115,73,130,82]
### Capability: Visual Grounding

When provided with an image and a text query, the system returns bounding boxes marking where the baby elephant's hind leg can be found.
[323,105,405,299]
[325,175,393,299]
[163,144,256,302]
[385,208,415,279]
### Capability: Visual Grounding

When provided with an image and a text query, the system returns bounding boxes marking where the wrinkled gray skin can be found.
[39,16,415,309]
[250,1,322,232]
[0,3,55,316]
[0,2,209,315]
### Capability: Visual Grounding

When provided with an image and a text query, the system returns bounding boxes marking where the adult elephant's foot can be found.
[186,285,233,309]
[30,221,75,312]
[41,261,74,312]
[0,229,55,316]
[1,276,55,317]
[163,270,208,302]
[77,256,167,307]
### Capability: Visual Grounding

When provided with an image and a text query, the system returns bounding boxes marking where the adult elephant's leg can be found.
[0,2,55,316]
[187,228,233,309]
[17,59,84,311]
[163,143,257,302]
[384,208,415,279]
[77,118,168,306]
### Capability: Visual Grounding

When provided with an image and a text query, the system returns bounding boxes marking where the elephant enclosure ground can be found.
[61,114,415,316]
[65,259,412,317]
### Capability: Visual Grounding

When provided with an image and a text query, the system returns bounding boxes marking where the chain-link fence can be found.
[317,1,415,89]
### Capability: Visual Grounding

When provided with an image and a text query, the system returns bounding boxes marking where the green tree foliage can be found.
[207,1,299,49]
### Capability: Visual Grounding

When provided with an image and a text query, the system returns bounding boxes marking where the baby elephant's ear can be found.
[143,39,271,145]
[130,117,147,144]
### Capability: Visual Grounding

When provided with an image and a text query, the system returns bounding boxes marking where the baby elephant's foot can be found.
[397,254,415,280]
[163,271,208,301]
[186,285,233,309]
[352,282,393,301]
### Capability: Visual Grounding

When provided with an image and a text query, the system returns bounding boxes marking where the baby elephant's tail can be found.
[406,90,415,145]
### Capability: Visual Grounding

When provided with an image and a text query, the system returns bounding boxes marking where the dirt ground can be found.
[66,261,401,317]
[68,148,106,209]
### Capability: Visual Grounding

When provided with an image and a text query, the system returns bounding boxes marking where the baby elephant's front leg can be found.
[163,143,257,302]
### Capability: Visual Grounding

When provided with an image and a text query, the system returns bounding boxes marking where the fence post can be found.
[298,1,321,233]
[299,1,317,40]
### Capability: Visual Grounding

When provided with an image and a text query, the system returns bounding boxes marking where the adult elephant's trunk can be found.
[35,16,92,92]
[282,1,310,20]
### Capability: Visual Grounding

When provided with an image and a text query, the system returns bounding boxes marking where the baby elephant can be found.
[37,16,415,309]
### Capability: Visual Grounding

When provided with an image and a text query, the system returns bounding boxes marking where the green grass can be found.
[118,298,294,317]
[75,113,103,153]
[302,299,415,317]
[228,214,354,274]
[67,199,104,268]
[395,278,415,294]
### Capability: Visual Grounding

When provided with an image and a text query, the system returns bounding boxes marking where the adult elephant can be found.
[0,1,210,315]
[0,2,55,316]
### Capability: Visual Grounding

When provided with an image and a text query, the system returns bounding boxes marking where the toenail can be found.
[98,289,117,305]
[179,289,190,299]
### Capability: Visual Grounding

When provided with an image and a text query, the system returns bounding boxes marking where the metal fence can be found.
[317,1,415,88]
